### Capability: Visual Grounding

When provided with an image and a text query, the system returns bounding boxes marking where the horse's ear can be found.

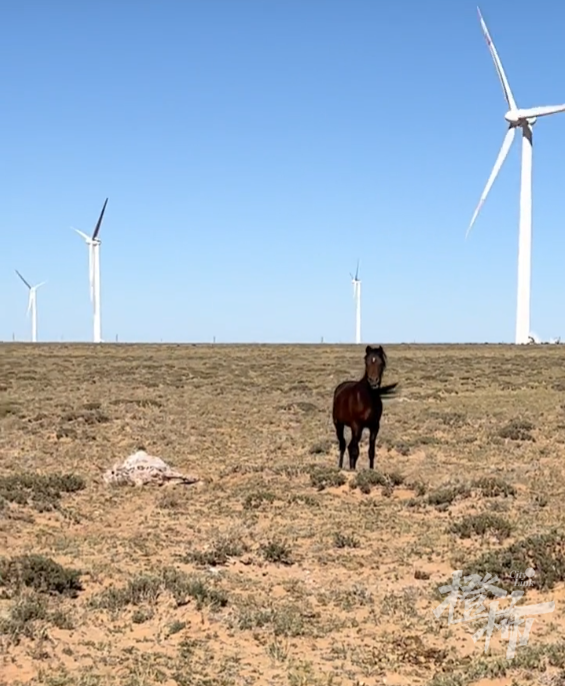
[378,345,384,352]
[365,345,373,355]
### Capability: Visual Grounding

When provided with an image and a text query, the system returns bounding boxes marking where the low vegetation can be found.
[448,512,513,540]
[0,554,83,597]
[0,472,85,512]
[459,530,565,594]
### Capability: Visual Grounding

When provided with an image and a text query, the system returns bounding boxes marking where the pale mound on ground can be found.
[102,449,199,487]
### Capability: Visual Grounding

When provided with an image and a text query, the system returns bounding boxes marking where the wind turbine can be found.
[15,270,46,343]
[350,260,361,344]
[466,7,565,345]
[73,198,108,343]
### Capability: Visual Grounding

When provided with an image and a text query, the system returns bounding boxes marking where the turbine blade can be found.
[74,228,91,242]
[518,104,565,119]
[467,125,516,238]
[15,269,31,289]
[27,291,33,315]
[92,197,108,240]
[477,7,517,111]
[34,281,47,289]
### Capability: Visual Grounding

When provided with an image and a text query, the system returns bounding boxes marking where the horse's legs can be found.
[368,421,380,470]
[335,421,346,469]
[348,424,362,470]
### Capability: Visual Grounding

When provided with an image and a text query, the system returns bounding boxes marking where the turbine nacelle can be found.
[350,260,360,287]
[73,228,101,246]
[15,270,45,297]
[504,110,537,127]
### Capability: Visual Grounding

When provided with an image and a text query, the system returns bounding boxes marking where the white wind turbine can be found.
[73,198,108,343]
[350,260,361,344]
[467,7,565,345]
[15,270,46,343]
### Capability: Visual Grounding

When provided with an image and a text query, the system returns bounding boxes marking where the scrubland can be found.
[1,343,565,685]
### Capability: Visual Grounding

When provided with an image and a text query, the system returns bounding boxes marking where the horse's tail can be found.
[377,382,399,397]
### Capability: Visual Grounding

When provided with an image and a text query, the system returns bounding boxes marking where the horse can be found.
[332,345,399,471]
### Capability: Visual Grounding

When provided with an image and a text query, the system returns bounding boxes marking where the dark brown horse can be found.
[332,345,398,470]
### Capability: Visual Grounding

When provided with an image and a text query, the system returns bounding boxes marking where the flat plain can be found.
[1,342,565,686]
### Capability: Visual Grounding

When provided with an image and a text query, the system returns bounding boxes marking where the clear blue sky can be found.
[2,0,565,343]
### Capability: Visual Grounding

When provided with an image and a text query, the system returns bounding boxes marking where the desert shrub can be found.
[498,419,535,441]
[91,566,228,612]
[350,469,405,495]
[308,466,346,491]
[449,513,513,540]
[0,472,85,512]
[0,554,83,597]
[260,539,293,565]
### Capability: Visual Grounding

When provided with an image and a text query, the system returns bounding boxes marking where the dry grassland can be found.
[1,343,565,686]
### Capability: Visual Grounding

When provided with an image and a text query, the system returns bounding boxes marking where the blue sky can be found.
[2,0,565,343]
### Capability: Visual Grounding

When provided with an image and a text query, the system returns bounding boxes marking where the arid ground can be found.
[1,343,565,686]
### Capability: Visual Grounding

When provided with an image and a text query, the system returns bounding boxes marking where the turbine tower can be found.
[73,198,108,343]
[467,8,565,345]
[350,260,361,344]
[15,270,46,343]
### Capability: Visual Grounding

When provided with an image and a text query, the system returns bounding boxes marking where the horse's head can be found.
[364,345,387,389]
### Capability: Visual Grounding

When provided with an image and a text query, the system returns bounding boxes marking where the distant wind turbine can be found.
[466,7,565,345]
[15,270,46,343]
[73,198,108,343]
[350,260,361,344]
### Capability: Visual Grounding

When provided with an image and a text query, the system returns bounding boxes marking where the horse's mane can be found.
[379,346,387,371]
